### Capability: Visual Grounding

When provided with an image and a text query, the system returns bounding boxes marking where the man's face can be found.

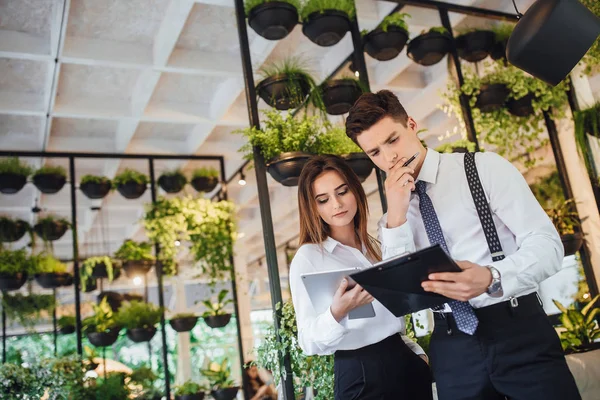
[356,115,422,173]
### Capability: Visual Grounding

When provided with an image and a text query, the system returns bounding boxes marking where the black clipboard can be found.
[349,244,461,317]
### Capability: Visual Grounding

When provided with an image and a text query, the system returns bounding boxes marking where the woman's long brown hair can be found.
[297,155,381,262]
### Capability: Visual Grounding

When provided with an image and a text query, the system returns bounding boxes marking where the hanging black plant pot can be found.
[123,293,144,302]
[0,173,27,194]
[475,84,510,113]
[302,10,351,47]
[122,260,153,278]
[256,74,311,110]
[364,26,409,61]
[267,152,311,187]
[59,325,76,335]
[248,1,298,40]
[0,273,28,291]
[127,327,157,343]
[343,153,374,183]
[157,175,186,194]
[116,181,147,199]
[211,387,240,400]
[62,274,74,287]
[87,329,120,347]
[175,394,205,400]
[170,316,199,333]
[33,173,66,194]
[82,276,97,293]
[321,80,362,115]
[204,313,232,329]
[98,291,124,312]
[507,93,535,117]
[490,40,507,61]
[80,181,112,199]
[407,31,452,66]
[562,233,584,257]
[34,220,69,241]
[455,30,495,62]
[35,272,72,289]
[190,176,219,193]
[0,219,29,242]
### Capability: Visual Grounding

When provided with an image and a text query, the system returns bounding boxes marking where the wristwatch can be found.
[486,266,503,297]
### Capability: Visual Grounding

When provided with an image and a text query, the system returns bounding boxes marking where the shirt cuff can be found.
[381,220,414,250]
[323,306,349,336]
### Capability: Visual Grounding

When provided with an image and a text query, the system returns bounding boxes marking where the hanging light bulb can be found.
[133,276,142,286]
[174,240,181,247]
[238,171,247,186]
[354,70,360,78]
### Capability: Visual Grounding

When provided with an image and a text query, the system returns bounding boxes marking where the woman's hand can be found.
[331,279,374,322]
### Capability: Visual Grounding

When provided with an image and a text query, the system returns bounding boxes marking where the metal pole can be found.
[148,158,171,398]
[53,288,57,357]
[2,302,6,363]
[232,0,295,398]
[69,156,83,356]
[439,8,480,151]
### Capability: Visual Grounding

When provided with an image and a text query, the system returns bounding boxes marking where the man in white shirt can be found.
[345,90,581,400]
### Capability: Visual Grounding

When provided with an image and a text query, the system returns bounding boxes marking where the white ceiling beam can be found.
[153,0,196,66]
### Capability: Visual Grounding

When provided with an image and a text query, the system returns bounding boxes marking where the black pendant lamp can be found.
[507,0,600,86]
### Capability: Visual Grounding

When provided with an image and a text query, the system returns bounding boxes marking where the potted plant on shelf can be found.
[0,216,30,242]
[34,215,70,242]
[0,248,34,291]
[2,292,56,329]
[545,199,584,257]
[34,253,72,288]
[114,239,155,278]
[58,315,76,335]
[201,359,239,400]
[454,28,496,62]
[553,295,600,353]
[202,289,233,329]
[191,167,219,193]
[83,297,121,347]
[97,291,125,312]
[574,102,600,177]
[80,175,112,199]
[32,165,67,194]
[170,312,199,333]
[490,23,514,61]
[435,138,477,154]
[0,157,33,194]
[407,26,452,66]
[80,256,119,291]
[246,0,300,40]
[158,169,187,193]
[320,77,365,115]
[256,57,318,111]
[300,0,355,46]
[174,381,207,400]
[364,13,411,61]
[116,300,163,343]
[113,169,149,199]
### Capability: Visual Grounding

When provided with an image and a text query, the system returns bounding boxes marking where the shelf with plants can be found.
[80,255,119,291]
[114,239,155,278]
[191,167,219,193]
[2,292,56,330]
[0,215,31,242]
[0,247,35,291]
[80,174,112,199]
[169,312,199,333]
[82,298,122,347]
[117,300,163,343]
[202,289,233,329]
[363,13,410,61]
[174,381,208,400]
[33,215,71,242]
[407,27,451,66]
[200,359,239,400]
[300,0,355,47]
[246,0,300,40]
[0,157,33,194]
[454,28,496,63]
[33,253,72,289]
[158,169,187,194]
[113,168,149,199]
[32,165,67,194]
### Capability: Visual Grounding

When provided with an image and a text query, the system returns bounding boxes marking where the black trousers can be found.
[429,293,581,400]
[334,334,433,400]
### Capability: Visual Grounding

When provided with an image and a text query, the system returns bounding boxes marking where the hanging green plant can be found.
[580,0,600,75]
[80,256,116,291]
[435,138,477,154]
[2,293,56,329]
[300,0,356,21]
[545,199,581,236]
[529,170,565,209]
[380,12,410,32]
[116,301,163,330]
[0,216,31,242]
[35,356,88,399]
[114,240,154,262]
[0,248,36,276]
[0,157,33,176]
[311,125,362,155]
[573,102,600,178]
[82,298,120,334]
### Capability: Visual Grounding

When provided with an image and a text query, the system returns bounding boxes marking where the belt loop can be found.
[535,292,543,307]
[508,296,519,316]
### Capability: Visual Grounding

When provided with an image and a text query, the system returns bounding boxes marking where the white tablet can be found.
[301,267,376,320]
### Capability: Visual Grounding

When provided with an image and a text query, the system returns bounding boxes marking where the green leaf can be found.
[553,299,569,314]
[581,294,600,316]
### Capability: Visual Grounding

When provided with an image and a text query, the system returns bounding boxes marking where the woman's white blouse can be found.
[289,237,425,356]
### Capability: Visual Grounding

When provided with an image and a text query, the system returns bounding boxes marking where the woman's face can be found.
[312,170,358,229]
[248,365,258,379]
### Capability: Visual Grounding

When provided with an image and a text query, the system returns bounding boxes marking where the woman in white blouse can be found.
[289,155,433,400]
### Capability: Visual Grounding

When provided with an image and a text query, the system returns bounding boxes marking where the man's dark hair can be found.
[345,90,409,144]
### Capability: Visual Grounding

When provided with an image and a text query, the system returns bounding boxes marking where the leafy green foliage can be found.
[0,157,33,176]
[300,0,356,20]
[114,239,155,262]
[2,293,56,329]
[553,295,600,352]
[82,298,119,333]
[172,312,197,319]
[200,359,235,390]
[428,26,448,35]
[529,171,565,209]
[0,216,30,242]
[34,253,68,274]
[545,199,581,236]
[435,139,477,154]
[80,256,115,291]
[144,196,236,281]
[116,301,163,330]
[201,289,232,317]
[174,380,207,396]
[0,248,36,275]
[0,363,42,399]
[35,356,88,400]
[58,315,76,329]
[580,0,600,75]
[113,169,149,186]
[93,372,130,400]
[244,0,300,15]
[34,165,67,178]
[311,125,362,155]
[573,102,600,177]
[380,13,410,33]
[491,23,514,43]
[192,167,219,179]
[36,215,70,227]
[255,301,334,399]
[80,175,110,185]
[159,169,187,184]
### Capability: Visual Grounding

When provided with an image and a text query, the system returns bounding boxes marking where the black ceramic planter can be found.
[33,173,66,194]
[157,175,186,193]
[507,93,535,117]
[80,181,112,199]
[490,40,507,61]
[248,1,298,40]
[0,273,28,291]
[256,74,311,110]
[122,260,153,278]
[116,181,147,199]
[98,291,123,312]
[170,316,199,332]
[0,173,27,194]
[302,10,351,47]
[266,152,311,186]
[191,176,219,193]
[455,30,495,62]
[90,262,120,280]
[475,84,510,113]
[211,387,239,400]
[407,31,452,66]
[343,153,374,183]
[35,272,72,289]
[321,80,362,115]
[34,220,69,241]
[175,394,205,400]
[364,26,409,61]
[127,327,157,343]
[62,274,74,287]
[204,314,232,329]
[0,219,29,242]
[58,325,76,335]
[562,233,584,257]
[82,276,97,293]
[87,329,120,347]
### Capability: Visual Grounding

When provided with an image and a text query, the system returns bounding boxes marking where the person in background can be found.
[244,362,276,400]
